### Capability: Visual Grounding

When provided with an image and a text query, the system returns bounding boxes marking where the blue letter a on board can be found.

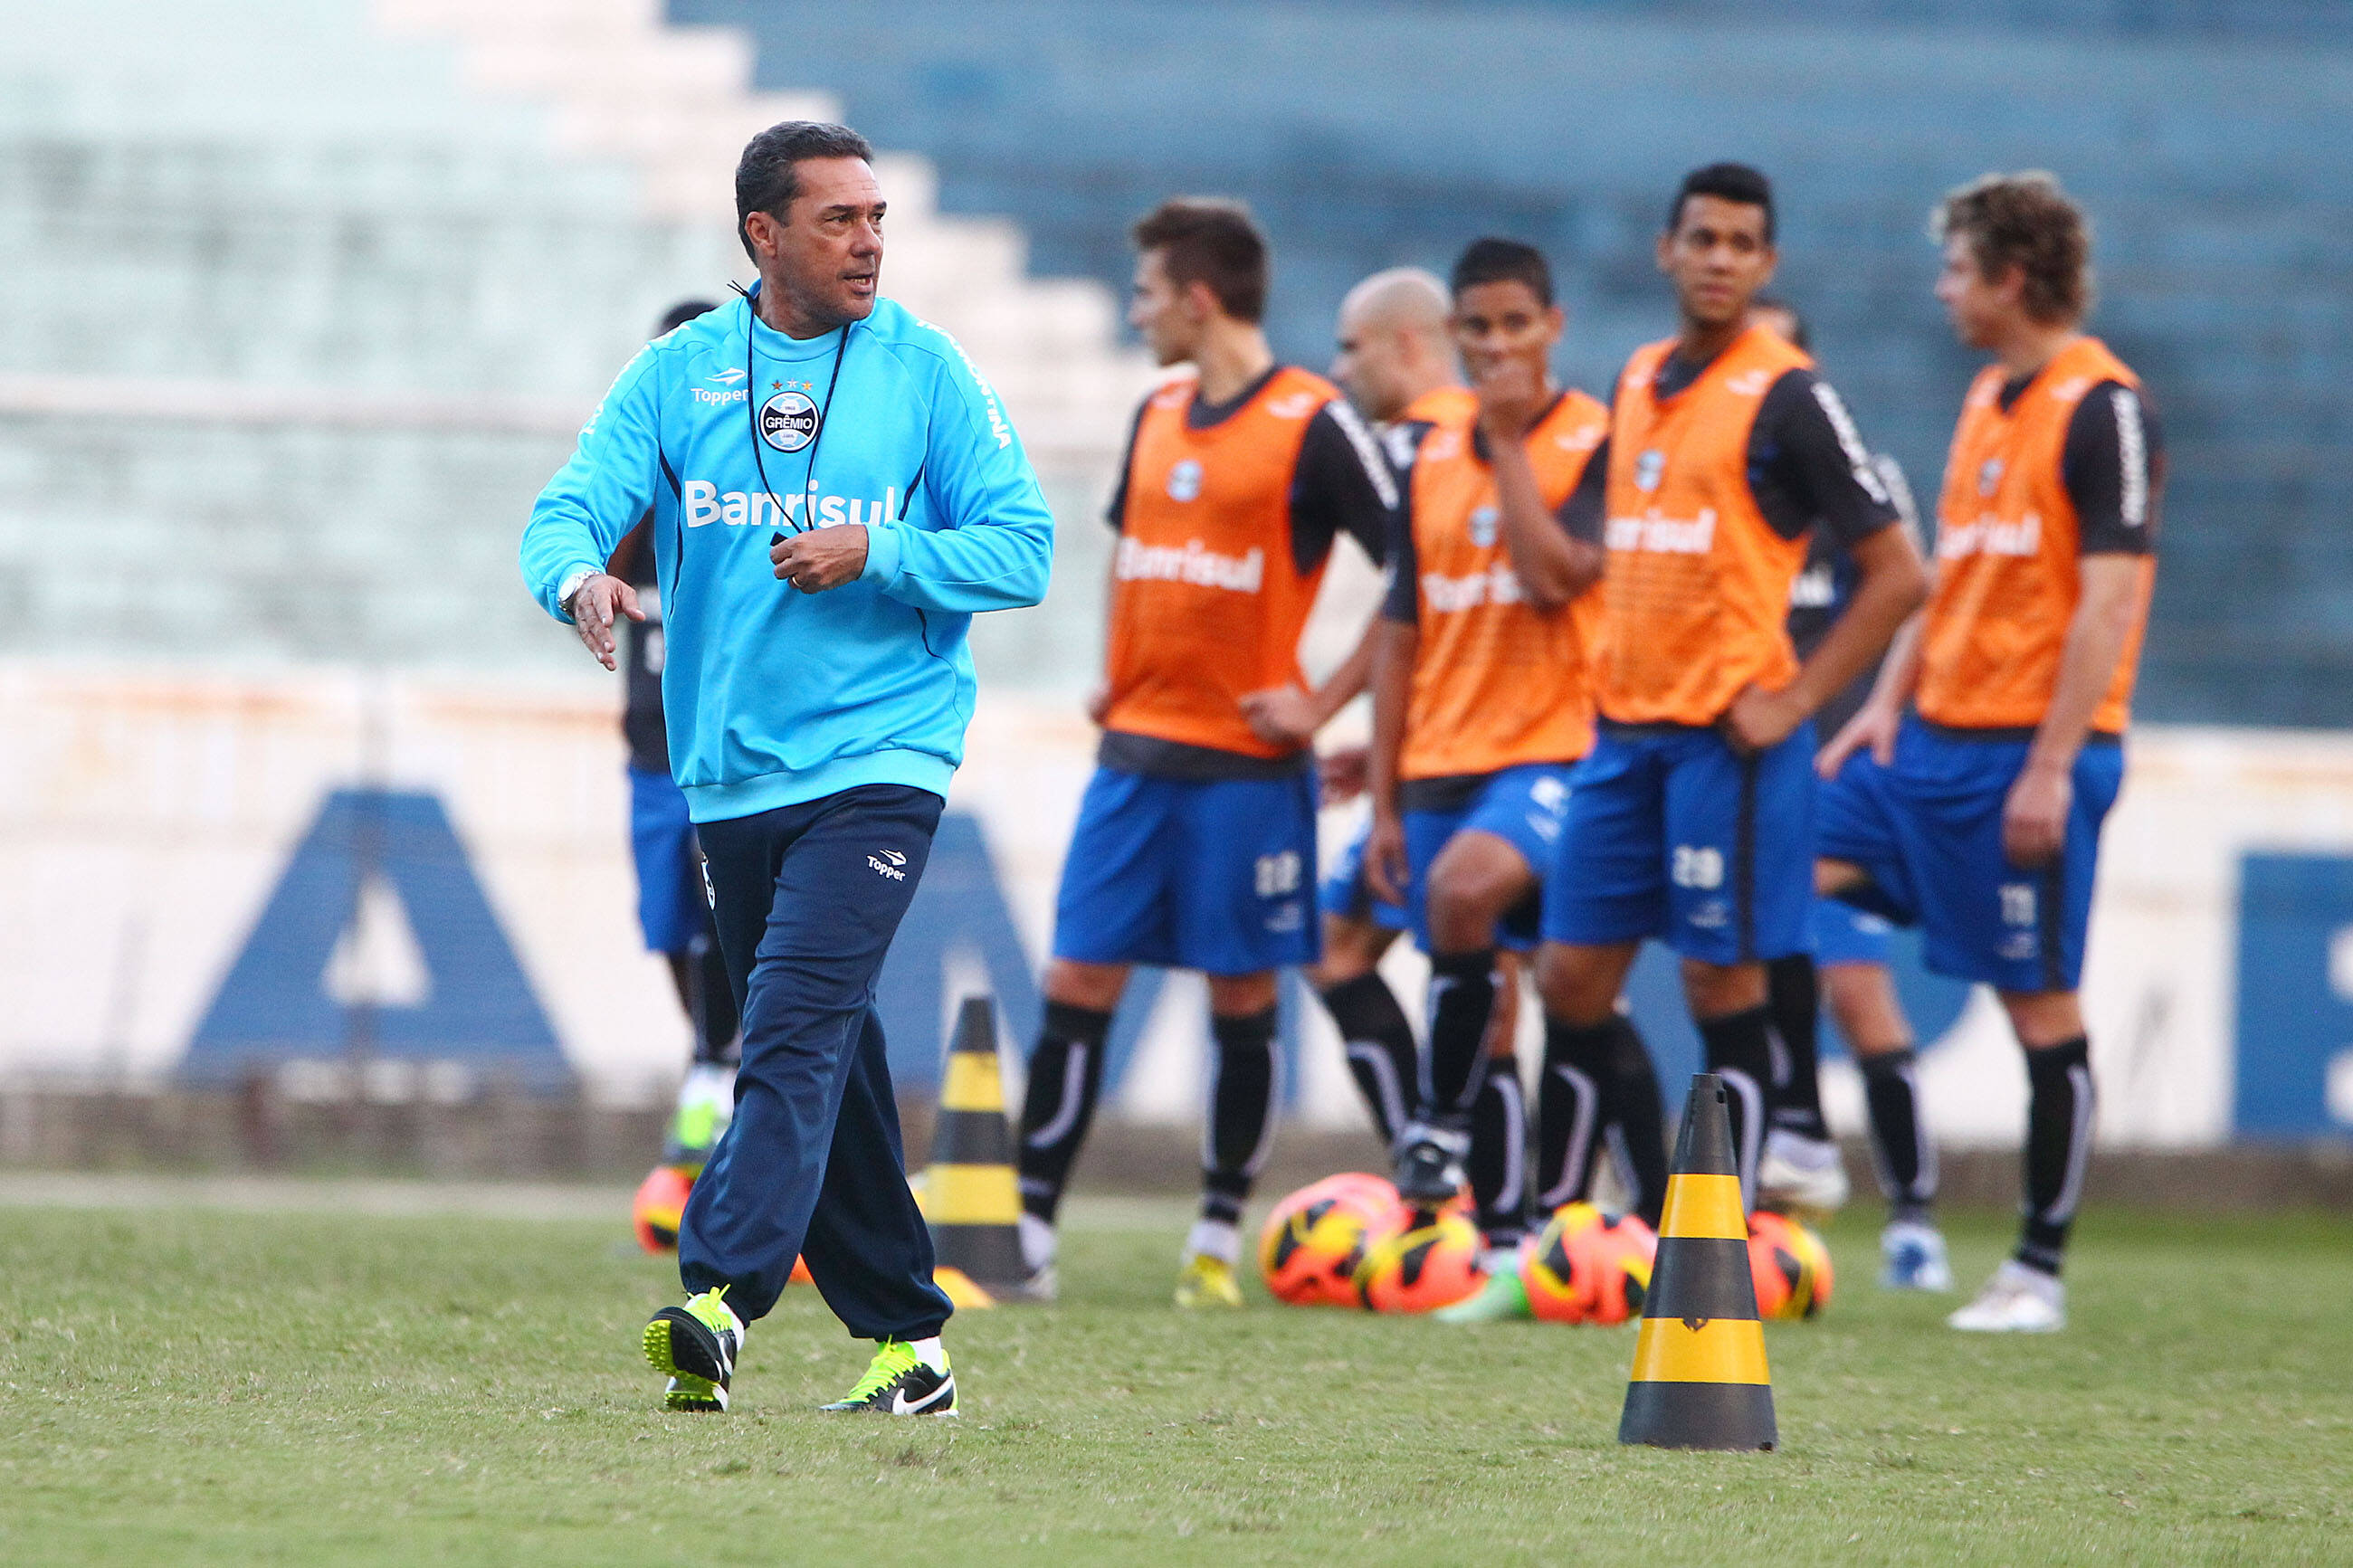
[183,789,568,1089]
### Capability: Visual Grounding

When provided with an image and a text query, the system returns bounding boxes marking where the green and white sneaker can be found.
[819,1340,957,1417]
[662,1064,736,1174]
[1435,1269,1534,1324]
[643,1287,744,1411]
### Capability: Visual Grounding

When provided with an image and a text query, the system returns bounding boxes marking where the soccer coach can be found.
[520,121,1053,1419]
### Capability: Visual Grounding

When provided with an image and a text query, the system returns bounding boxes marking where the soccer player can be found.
[521,121,1054,1414]
[1014,198,1399,1307]
[1367,239,1656,1267]
[1745,297,1945,1287]
[1538,164,1929,1209]
[607,299,744,1200]
[1316,268,1533,1254]
[1818,172,2164,1332]
[1311,267,1473,1148]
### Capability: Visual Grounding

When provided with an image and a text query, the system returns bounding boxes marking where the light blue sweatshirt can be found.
[520,291,1054,822]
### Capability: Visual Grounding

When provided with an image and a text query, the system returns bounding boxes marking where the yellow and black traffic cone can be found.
[920,995,1028,1306]
[1618,1072,1777,1450]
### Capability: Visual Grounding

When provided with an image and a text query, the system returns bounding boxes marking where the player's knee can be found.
[1044,958,1129,1012]
[1426,860,1522,953]
[1816,857,1867,898]
[1535,942,1614,1024]
[1682,957,1765,1019]
[1206,971,1279,1016]
[1310,917,1387,989]
[1998,988,2082,1050]
[1824,964,1910,1054]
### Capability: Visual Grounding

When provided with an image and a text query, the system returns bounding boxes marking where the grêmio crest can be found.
[759,389,821,452]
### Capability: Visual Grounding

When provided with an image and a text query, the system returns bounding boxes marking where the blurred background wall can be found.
[1,0,2349,1166]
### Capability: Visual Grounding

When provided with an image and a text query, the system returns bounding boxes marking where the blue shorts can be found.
[1319,817,1410,931]
[1053,765,1320,974]
[1817,717,2124,993]
[630,764,711,954]
[1811,897,1894,968]
[1402,763,1577,952]
[1542,722,1817,965]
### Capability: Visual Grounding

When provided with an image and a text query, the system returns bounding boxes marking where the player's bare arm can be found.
[1482,375,1602,609]
[2003,554,2145,866]
[1241,614,1379,747]
[1084,551,1119,724]
[1818,612,1925,777]
[1725,523,1926,755]
[1363,616,1419,904]
[565,572,646,671]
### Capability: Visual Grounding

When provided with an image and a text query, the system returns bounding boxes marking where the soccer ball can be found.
[1353,1207,1483,1314]
[1748,1210,1836,1320]
[1519,1202,1658,1325]
[634,1164,814,1284]
[1258,1173,1401,1307]
[633,1164,693,1253]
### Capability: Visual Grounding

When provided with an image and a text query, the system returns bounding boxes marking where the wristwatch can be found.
[557,565,600,617]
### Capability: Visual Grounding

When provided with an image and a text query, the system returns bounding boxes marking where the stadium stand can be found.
[0,0,1148,675]
[681,0,2353,725]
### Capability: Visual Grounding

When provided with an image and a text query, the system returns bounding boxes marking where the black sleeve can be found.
[2063,381,2164,556]
[1381,489,1420,624]
[1289,400,1402,575]
[1382,418,1432,479]
[1749,369,1901,546]
[1556,435,1610,545]
[1104,395,1151,533]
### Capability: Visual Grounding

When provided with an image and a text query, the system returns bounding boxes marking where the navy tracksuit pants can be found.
[678,784,954,1340]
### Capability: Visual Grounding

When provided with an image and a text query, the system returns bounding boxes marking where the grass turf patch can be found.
[0,1194,2345,1565]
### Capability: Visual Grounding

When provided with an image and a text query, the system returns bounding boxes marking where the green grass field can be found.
[1,1192,2346,1566]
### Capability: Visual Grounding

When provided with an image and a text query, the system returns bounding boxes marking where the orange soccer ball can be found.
[1748,1210,1836,1320]
[633,1164,693,1254]
[1259,1173,1401,1307]
[1352,1207,1483,1314]
[634,1164,814,1284]
[1519,1202,1659,1325]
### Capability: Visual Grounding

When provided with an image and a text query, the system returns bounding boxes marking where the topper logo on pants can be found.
[870,850,909,881]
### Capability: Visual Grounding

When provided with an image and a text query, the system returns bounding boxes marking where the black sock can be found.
[1467,1053,1528,1250]
[1699,1005,1775,1208]
[1318,972,1418,1145]
[1015,1002,1111,1227]
[1423,949,1498,1124]
[1537,1018,1610,1210]
[1861,1047,1936,1223]
[1202,1006,1279,1225]
[1537,1015,1667,1230]
[2018,1037,2094,1277]
[1765,955,1830,1141]
[1603,1017,1669,1231]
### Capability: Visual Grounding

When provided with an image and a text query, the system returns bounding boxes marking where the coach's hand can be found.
[1818,700,1900,778]
[1240,683,1319,748]
[1721,682,1805,756]
[1367,809,1411,907]
[567,573,643,671]
[2003,759,2072,869]
[771,524,868,593]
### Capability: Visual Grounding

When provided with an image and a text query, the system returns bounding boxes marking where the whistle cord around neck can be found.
[738,283,852,539]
